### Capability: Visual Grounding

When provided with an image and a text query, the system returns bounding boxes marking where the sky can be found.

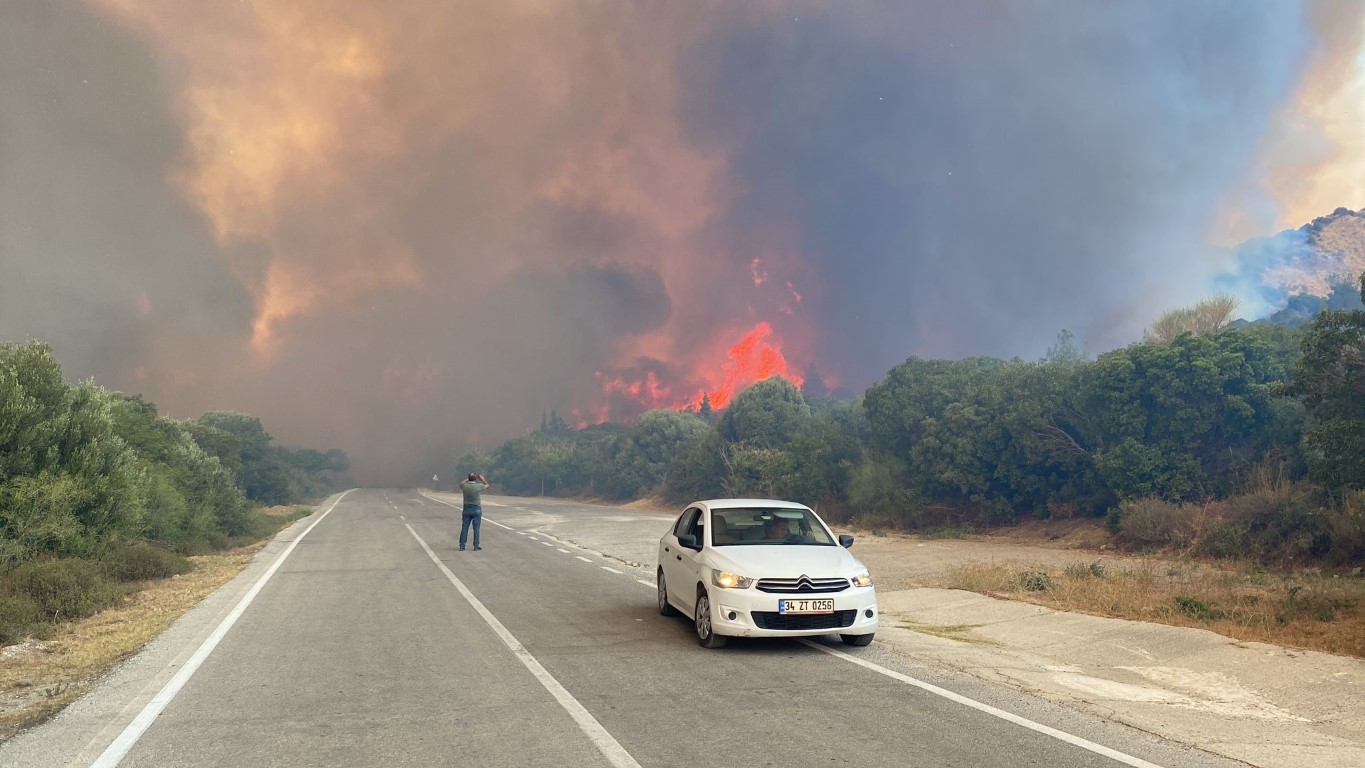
[2,0,1364,483]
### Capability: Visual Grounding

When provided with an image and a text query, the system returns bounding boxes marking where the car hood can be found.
[708,545,866,579]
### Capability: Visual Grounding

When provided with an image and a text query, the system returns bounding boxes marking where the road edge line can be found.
[796,640,1166,768]
[404,523,642,768]
[89,489,356,768]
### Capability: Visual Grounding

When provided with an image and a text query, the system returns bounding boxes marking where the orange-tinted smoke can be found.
[1216,2,1365,243]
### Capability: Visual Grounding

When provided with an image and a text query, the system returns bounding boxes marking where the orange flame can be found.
[695,322,802,409]
[595,322,805,421]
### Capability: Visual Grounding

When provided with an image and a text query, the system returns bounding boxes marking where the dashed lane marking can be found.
[576,556,593,563]
[601,566,623,574]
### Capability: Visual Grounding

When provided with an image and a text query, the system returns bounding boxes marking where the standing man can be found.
[459,472,489,551]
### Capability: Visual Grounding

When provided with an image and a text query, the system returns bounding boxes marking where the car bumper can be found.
[709,586,879,638]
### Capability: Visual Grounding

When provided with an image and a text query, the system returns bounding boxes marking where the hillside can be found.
[1227,207,1365,325]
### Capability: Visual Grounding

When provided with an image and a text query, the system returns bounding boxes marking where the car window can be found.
[709,507,835,546]
[674,508,700,538]
[684,509,704,545]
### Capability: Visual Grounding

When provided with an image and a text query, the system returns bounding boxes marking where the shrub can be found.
[1014,569,1054,592]
[6,559,119,621]
[1114,498,1196,549]
[1065,561,1107,579]
[1174,595,1225,622]
[0,593,40,645]
[100,541,193,582]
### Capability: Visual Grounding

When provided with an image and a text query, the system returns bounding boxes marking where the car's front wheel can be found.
[657,570,678,617]
[694,590,727,648]
[840,633,874,647]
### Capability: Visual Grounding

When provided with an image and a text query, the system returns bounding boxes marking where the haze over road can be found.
[3,491,1243,767]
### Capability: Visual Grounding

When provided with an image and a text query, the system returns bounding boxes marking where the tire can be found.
[657,570,679,617]
[840,633,875,647]
[694,590,727,648]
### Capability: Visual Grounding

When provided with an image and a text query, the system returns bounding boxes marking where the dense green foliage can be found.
[0,341,348,643]
[469,277,1364,566]
[1291,275,1365,493]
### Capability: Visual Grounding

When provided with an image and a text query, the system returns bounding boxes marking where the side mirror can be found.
[678,534,700,550]
[839,534,855,549]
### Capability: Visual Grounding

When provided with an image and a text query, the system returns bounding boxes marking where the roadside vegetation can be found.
[0,341,346,647]
[463,274,1365,573]
[462,277,1365,656]
[938,558,1365,658]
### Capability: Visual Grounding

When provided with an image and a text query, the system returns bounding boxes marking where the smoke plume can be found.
[2,1,1361,482]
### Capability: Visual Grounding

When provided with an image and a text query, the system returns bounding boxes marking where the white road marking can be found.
[400,515,406,521]
[541,541,554,547]
[601,566,623,574]
[576,556,593,563]
[528,538,540,542]
[405,524,641,768]
[90,489,357,768]
[636,579,654,588]
[418,492,515,530]
[518,532,529,536]
[557,548,570,554]
[797,640,1166,768]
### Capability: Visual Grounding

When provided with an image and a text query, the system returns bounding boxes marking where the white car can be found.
[656,499,878,648]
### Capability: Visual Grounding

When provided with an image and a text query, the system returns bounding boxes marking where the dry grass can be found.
[0,542,268,741]
[934,560,1365,658]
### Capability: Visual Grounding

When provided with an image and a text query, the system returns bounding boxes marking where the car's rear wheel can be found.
[694,590,727,648]
[840,633,874,647]
[657,570,678,616]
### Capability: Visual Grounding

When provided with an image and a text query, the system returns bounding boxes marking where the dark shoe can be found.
[473,546,482,551]
[459,546,466,551]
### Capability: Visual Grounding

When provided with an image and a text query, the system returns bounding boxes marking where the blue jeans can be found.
[460,506,482,548]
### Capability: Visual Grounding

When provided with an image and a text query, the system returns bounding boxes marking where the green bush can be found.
[7,559,119,621]
[99,541,192,582]
[1014,569,1054,592]
[0,593,40,645]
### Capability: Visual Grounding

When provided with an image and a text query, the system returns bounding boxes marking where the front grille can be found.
[752,610,856,631]
[756,576,849,594]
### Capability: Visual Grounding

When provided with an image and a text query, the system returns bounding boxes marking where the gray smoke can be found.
[1,1,1352,483]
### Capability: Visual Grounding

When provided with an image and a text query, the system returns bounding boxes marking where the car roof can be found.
[694,499,812,511]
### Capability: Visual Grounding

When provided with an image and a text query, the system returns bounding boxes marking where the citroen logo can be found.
[796,575,814,592]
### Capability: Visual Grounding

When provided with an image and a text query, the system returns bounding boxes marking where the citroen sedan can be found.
[656,499,878,648]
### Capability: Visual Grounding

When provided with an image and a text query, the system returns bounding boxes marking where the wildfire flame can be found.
[596,322,805,421]
[695,322,802,409]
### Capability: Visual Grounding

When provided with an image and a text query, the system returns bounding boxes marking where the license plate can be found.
[778,598,835,614]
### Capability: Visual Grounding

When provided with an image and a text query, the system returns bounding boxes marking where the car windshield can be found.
[709,507,835,546]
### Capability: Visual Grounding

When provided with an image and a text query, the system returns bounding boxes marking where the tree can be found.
[697,394,713,423]
[1292,272,1365,491]
[1146,295,1240,344]
[715,377,810,448]
[1044,330,1083,363]
[607,410,709,497]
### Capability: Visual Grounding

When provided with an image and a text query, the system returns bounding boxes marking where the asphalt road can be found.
[3,489,1244,768]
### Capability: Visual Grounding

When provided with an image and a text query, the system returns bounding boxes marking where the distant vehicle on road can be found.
[656,499,878,648]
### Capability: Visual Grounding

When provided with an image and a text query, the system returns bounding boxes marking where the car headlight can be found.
[851,572,873,588]
[711,569,754,589]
